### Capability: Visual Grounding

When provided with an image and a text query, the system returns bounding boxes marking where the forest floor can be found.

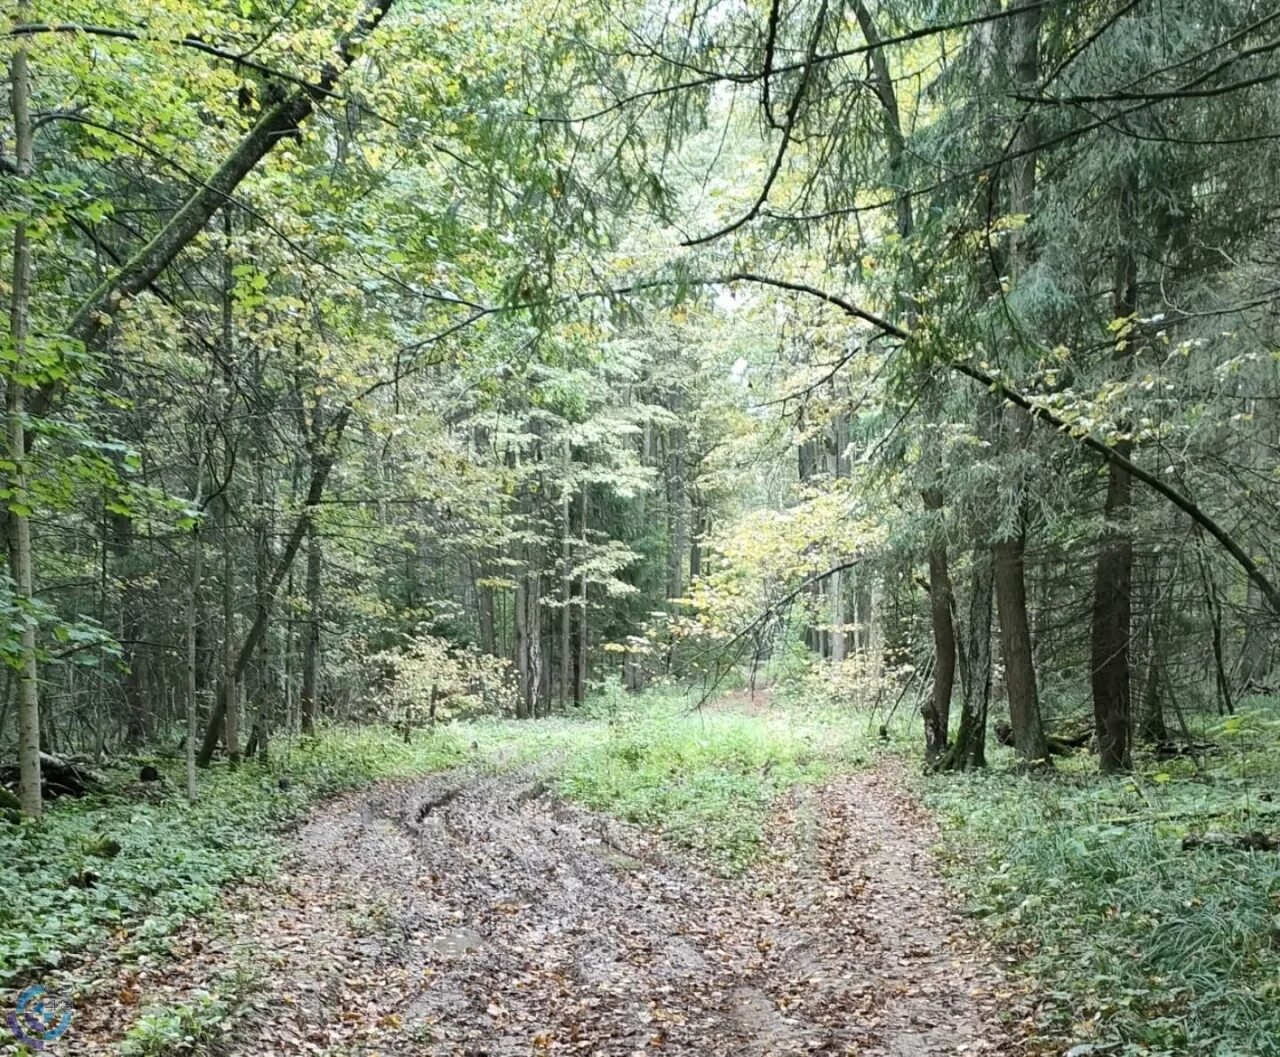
[46,757,1020,1057]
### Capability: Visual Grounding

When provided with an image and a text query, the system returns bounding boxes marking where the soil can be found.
[46,762,1018,1056]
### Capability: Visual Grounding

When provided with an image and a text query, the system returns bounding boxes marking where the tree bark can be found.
[1238,576,1273,693]
[1091,450,1134,773]
[220,490,239,763]
[526,574,544,715]
[991,0,1050,767]
[110,507,148,745]
[852,576,872,655]
[829,567,845,663]
[7,15,40,818]
[184,444,206,799]
[299,517,322,735]
[249,344,273,755]
[219,215,239,765]
[560,439,572,707]
[186,504,203,802]
[666,407,687,603]
[798,437,825,653]
[475,558,496,654]
[515,572,542,718]
[994,526,1050,763]
[936,548,994,772]
[1138,618,1169,744]
[1196,541,1234,716]
[1091,171,1139,774]
[922,486,955,761]
[575,489,589,705]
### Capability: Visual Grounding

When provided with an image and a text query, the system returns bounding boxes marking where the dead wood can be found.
[1182,830,1280,852]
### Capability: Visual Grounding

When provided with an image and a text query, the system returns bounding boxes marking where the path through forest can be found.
[61,762,1019,1055]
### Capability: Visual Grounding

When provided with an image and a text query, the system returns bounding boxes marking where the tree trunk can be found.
[990,2,1050,767]
[936,549,994,772]
[186,456,204,802]
[1091,171,1139,775]
[560,440,572,707]
[476,558,496,655]
[250,345,273,755]
[220,495,239,763]
[1238,576,1273,693]
[219,215,239,766]
[186,524,202,801]
[798,437,824,653]
[994,529,1050,763]
[922,487,955,761]
[514,569,543,718]
[195,406,349,764]
[1196,541,1234,716]
[666,414,687,603]
[852,577,873,655]
[527,574,544,715]
[299,517,322,735]
[1138,621,1169,744]
[689,498,704,581]
[829,568,845,663]
[575,489,589,705]
[110,508,148,745]
[8,18,40,818]
[283,565,297,734]
[1091,452,1134,773]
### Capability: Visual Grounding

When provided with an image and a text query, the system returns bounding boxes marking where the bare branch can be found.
[682,1,828,247]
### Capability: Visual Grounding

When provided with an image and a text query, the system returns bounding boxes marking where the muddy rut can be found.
[61,765,1016,1056]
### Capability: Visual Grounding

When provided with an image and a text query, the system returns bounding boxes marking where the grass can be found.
[554,685,882,873]
[927,701,1280,1057]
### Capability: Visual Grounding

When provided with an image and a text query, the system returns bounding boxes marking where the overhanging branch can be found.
[649,271,1280,616]
[55,0,397,362]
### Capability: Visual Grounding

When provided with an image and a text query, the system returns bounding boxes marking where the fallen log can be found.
[1182,830,1280,852]
[1155,740,1219,759]
[0,753,106,800]
[995,721,1092,755]
[1102,804,1280,827]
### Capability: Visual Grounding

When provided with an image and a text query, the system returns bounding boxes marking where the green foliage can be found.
[0,727,471,986]
[119,990,234,1057]
[928,704,1280,1056]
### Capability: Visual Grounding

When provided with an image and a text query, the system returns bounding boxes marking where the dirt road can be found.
[63,764,1015,1055]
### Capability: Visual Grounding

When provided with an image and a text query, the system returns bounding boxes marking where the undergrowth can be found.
[928,701,1280,1057]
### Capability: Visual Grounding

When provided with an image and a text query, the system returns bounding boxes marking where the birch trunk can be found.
[186,453,205,801]
[8,14,40,817]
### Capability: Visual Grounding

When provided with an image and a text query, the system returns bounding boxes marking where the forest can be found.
[2,0,1279,1053]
